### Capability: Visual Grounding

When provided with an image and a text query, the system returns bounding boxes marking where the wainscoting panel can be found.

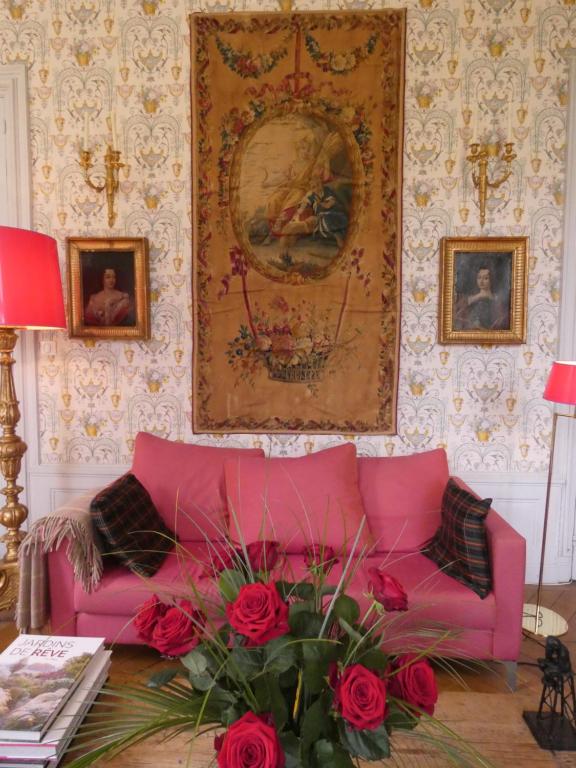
[461,472,569,585]
[28,467,127,522]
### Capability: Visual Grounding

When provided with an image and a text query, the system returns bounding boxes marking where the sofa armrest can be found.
[47,544,77,635]
[452,477,526,660]
[22,491,102,635]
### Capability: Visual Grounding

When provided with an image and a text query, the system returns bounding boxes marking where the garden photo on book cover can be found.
[0,635,103,738]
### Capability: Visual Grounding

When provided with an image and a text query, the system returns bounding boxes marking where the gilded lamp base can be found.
[522,603,569,637]
[0,561,19,612]
[0,328,30,612]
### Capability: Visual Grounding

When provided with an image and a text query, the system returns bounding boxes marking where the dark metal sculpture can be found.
[523,636,576,750]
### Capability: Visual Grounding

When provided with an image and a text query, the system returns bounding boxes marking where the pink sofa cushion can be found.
[130,433,264,541]
[74,543,221,616]
[357,449,449,552]
[225,443,370,553]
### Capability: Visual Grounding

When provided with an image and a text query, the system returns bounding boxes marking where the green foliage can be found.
[314,739,355,768]
[276,581,315,601]
[339,721,391,760]
[147,668,179,689]
[288,608,323,638]
[300,694,332,758]
[218,568,246,601]
[253,675,288,731]
[279,732,301,768]
[263,636,297,674]
[227,646,263,679]
[354,647,387,670]
[332,595,360,625]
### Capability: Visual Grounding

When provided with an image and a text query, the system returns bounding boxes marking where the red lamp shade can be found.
[0,226,66,330]
[543,361,576,406]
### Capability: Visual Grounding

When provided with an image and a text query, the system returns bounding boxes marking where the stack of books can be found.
[0,634,110,768]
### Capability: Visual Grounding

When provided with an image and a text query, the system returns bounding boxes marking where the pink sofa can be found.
[47,434,526,683]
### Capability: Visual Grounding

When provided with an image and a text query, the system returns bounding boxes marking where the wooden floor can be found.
[7,584,576,768]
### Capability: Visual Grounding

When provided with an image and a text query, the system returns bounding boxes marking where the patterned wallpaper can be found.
[0,0,572,472]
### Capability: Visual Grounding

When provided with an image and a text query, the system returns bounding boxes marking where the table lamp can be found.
[523,360,576,637]
[0,226,66,610]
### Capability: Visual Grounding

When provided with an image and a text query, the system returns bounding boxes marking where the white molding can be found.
[0,64,31,229]
[28,467,127,520]
[26,464,129,523]
[461,471,566,584]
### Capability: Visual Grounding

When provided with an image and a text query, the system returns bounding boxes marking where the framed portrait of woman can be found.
[438,236,528,344]
[66,237,150,340]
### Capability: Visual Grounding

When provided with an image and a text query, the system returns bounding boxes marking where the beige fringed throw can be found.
[16,490,103,632]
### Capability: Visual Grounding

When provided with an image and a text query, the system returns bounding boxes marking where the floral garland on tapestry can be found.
[191,12,405,434]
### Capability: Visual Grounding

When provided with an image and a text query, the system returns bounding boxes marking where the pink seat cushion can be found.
[74,547,494,643]
[358,449,449,552]
[282,552,495,633]
[130,433,264,541]
[74,542,222,616]
[225,444,371,553]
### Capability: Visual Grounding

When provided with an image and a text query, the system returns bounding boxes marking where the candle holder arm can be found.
[78,146,124,227]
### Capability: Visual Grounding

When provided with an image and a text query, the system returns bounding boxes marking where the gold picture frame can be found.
[66,237,150,340]
[439,236,528,345]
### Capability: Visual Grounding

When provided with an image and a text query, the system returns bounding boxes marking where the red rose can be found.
[215,711,285,768]
[387,654,438,717]
[304,543,338,573]
[226,582,289,646]
[333,664,388,730]
[134,595,167,642]
[150,599,206,656]
[246,541,280,572]
[367,568,408,611]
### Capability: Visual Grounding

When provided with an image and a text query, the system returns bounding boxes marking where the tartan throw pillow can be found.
[91,473,175,577]
[421,478,492,599]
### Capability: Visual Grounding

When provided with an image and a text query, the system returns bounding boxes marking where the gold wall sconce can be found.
[466,140,516,227]
[78,114,124,227]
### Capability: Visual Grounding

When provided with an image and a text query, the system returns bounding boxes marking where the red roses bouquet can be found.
[69,536,492,768]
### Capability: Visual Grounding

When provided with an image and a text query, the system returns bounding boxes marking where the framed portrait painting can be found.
[438,236,528,345]
[66,237,150,340]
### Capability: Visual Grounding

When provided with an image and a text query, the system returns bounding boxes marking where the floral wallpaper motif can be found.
[0,0,573,472]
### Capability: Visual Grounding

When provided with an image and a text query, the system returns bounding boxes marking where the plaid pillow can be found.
[91,473,175,576]
[421,478,492,599]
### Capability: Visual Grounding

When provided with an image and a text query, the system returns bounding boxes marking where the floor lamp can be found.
[523,360,576,638]
[0,226,66,611]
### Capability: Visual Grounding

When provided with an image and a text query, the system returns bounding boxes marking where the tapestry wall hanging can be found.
[191,11,405,434]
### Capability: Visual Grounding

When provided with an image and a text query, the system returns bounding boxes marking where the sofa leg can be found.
[502,661,517,691]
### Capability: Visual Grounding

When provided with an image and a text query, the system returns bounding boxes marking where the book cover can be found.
[0,636,104,742]
[0,651,111,760]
